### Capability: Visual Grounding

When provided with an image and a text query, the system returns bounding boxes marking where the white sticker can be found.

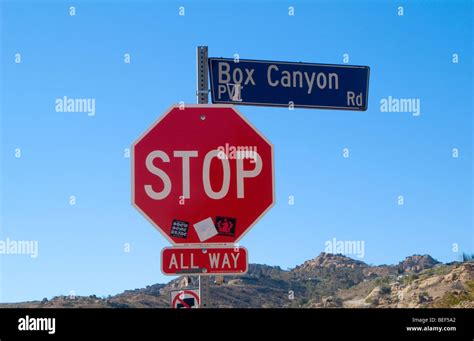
[193,217,218,242]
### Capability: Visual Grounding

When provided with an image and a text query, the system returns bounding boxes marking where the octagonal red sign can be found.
[132,104,274,245]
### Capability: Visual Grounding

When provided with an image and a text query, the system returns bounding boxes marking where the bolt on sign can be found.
[132,104,275,246]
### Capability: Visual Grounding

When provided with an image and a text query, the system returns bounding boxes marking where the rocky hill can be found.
[2,253,472,308]
[397,254,440,273]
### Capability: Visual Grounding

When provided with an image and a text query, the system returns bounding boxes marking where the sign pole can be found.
[134,48,274,308]
[196,45,210,308]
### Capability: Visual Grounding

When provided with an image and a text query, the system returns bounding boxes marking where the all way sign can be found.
[209,58,370,110]
[161,246,248,275]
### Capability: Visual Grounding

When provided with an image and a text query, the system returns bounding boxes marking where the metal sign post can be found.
[196,46,210,308]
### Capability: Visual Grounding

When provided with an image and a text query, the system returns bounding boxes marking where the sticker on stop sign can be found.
[132,104,274,245]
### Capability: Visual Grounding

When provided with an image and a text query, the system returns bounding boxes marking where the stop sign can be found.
[132,104,274,245]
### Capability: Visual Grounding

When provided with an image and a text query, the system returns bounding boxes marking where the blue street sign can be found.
[208,58,370,110]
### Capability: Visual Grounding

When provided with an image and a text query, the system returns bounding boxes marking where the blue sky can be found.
[0,0,472,302]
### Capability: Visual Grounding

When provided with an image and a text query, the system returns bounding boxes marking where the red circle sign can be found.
[132,104,274,245]
[172,290,200,309]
